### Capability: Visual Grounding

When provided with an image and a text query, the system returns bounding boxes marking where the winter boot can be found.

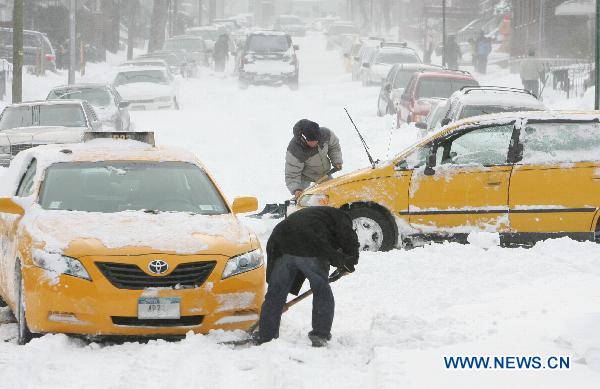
[308,331,331,348]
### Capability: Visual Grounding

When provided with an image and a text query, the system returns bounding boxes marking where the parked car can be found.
[112,66,179,110]
[415,98,448,137]
[273,15,307,37]
[135,52,182,75]
[162,35,209,73]
[396,69,479,126]
[0,133,263,344]
[0,100,101,166]
[361,44,421,86]
[351,38,384,81]
[325,22,359,50]
[47,83,130,131]
[0,27,56,72]
[213,19,241,32]
[238,31,299,90]
[297,111,600,251]
[186,25,224,53]
[433,86,547,127]
[377,63,440,116]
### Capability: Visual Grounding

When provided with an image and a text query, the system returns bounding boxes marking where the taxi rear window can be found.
[39,161,228,214]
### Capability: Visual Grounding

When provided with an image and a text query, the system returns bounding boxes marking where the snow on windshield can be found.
[47,87,112,107]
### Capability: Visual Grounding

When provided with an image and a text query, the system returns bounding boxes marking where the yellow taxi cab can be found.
[297,111,600,251]
[0,133,264,344]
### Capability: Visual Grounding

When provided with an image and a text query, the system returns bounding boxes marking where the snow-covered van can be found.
[297,111,600,251]
[0,133,263,344]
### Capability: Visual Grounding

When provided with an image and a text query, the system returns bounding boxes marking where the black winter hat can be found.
[294,119,320,141]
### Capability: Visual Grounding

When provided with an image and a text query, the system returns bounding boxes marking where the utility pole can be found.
[596,0,599,109]
[442,0,446,68]
[68,0,77,85]
[127,0,137,60]
[12,0,23,103]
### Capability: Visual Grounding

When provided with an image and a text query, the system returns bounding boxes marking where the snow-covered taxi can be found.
[298,111,600,251]
[0,133,263,344]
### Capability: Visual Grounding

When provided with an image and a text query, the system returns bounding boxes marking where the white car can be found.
[112,66,179,110]
[0,100,101,166]
[362,45,421,86]
[47,83,131,131]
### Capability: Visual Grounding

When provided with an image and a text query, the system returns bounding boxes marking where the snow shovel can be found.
[220,269,347,346]
[248,167,340,219]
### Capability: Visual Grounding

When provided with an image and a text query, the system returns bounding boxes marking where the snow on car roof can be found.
[4,99,86,107]
[456,90,546,108]
[0,139,201,197]
[49,83,110,90]
[115,65,168,73]
[249,30,289,36]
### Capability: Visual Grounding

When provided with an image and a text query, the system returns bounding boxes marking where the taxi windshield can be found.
[39,162,229,214]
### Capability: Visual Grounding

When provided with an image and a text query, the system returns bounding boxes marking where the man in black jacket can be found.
[256,206,360,347]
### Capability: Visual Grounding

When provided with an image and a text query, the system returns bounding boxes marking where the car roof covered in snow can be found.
[115,65,168,73]
[248,30,289,36]
[3,99,87,108]
[10,139,201,168]
[452,89,546,108]
[48,83,112,91]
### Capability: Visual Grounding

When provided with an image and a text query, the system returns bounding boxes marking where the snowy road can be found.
[1,33,600,388]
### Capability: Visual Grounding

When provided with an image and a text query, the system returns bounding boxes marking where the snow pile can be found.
[467,231,501,249]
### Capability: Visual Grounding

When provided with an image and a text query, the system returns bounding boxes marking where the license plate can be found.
[137,297,180,319]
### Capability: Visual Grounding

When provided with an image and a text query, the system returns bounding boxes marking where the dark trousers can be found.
[522,79,540,97]
[258,254,334,342]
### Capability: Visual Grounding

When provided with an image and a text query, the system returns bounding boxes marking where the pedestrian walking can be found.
[255,206,360,347]
[445,35,461,70]
[520,49,545,97]
[285,119,343,199]
[476,31,492,74]
[213,33,229,72]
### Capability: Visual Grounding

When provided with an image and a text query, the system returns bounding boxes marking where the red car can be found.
[395,70,478,127]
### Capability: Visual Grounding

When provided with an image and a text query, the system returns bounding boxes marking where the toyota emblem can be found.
[148,259,169,275]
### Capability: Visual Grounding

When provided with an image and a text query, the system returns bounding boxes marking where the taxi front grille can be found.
[96,261,216,290]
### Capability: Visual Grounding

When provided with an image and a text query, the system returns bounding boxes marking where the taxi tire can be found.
[595,221,600,244]
[348,207,396,252]
[15,261,33,345]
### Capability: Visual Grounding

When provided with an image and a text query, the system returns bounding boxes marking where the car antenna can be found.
[344,108,379,169]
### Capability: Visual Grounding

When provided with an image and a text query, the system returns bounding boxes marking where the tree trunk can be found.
[148,0,169,53]
[12,0,23,103]
[127,0,139,60]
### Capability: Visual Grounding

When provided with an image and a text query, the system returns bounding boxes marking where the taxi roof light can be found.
[83,131,155,146]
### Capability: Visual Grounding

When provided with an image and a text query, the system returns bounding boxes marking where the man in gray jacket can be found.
[520,49,545,97]
[285,119,343,199]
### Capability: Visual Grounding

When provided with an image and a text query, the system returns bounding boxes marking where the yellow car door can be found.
[509,120,600,242]
[0,159,37,304]
[408,123,515,237]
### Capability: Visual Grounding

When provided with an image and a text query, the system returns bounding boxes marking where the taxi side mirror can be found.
[424,154,436,176]
[231,196,258,214]
[0,198,25,215]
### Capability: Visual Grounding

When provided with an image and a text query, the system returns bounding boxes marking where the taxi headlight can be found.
[0,145,10,154]
[298,194,329,207]
[32,251,91,280]
[155,96,172,102]
[222,249,263,279]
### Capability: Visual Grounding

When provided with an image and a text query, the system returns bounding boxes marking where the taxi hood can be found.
[23,207,255,258]
[303,164,391,195]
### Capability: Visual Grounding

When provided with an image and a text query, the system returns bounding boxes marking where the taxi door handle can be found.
[486,181,502,186]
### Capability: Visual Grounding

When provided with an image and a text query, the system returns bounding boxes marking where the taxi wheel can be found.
[349,207,396,252]
[15,261,33,345]
[0,295,6,307]
[595,221,600,244]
